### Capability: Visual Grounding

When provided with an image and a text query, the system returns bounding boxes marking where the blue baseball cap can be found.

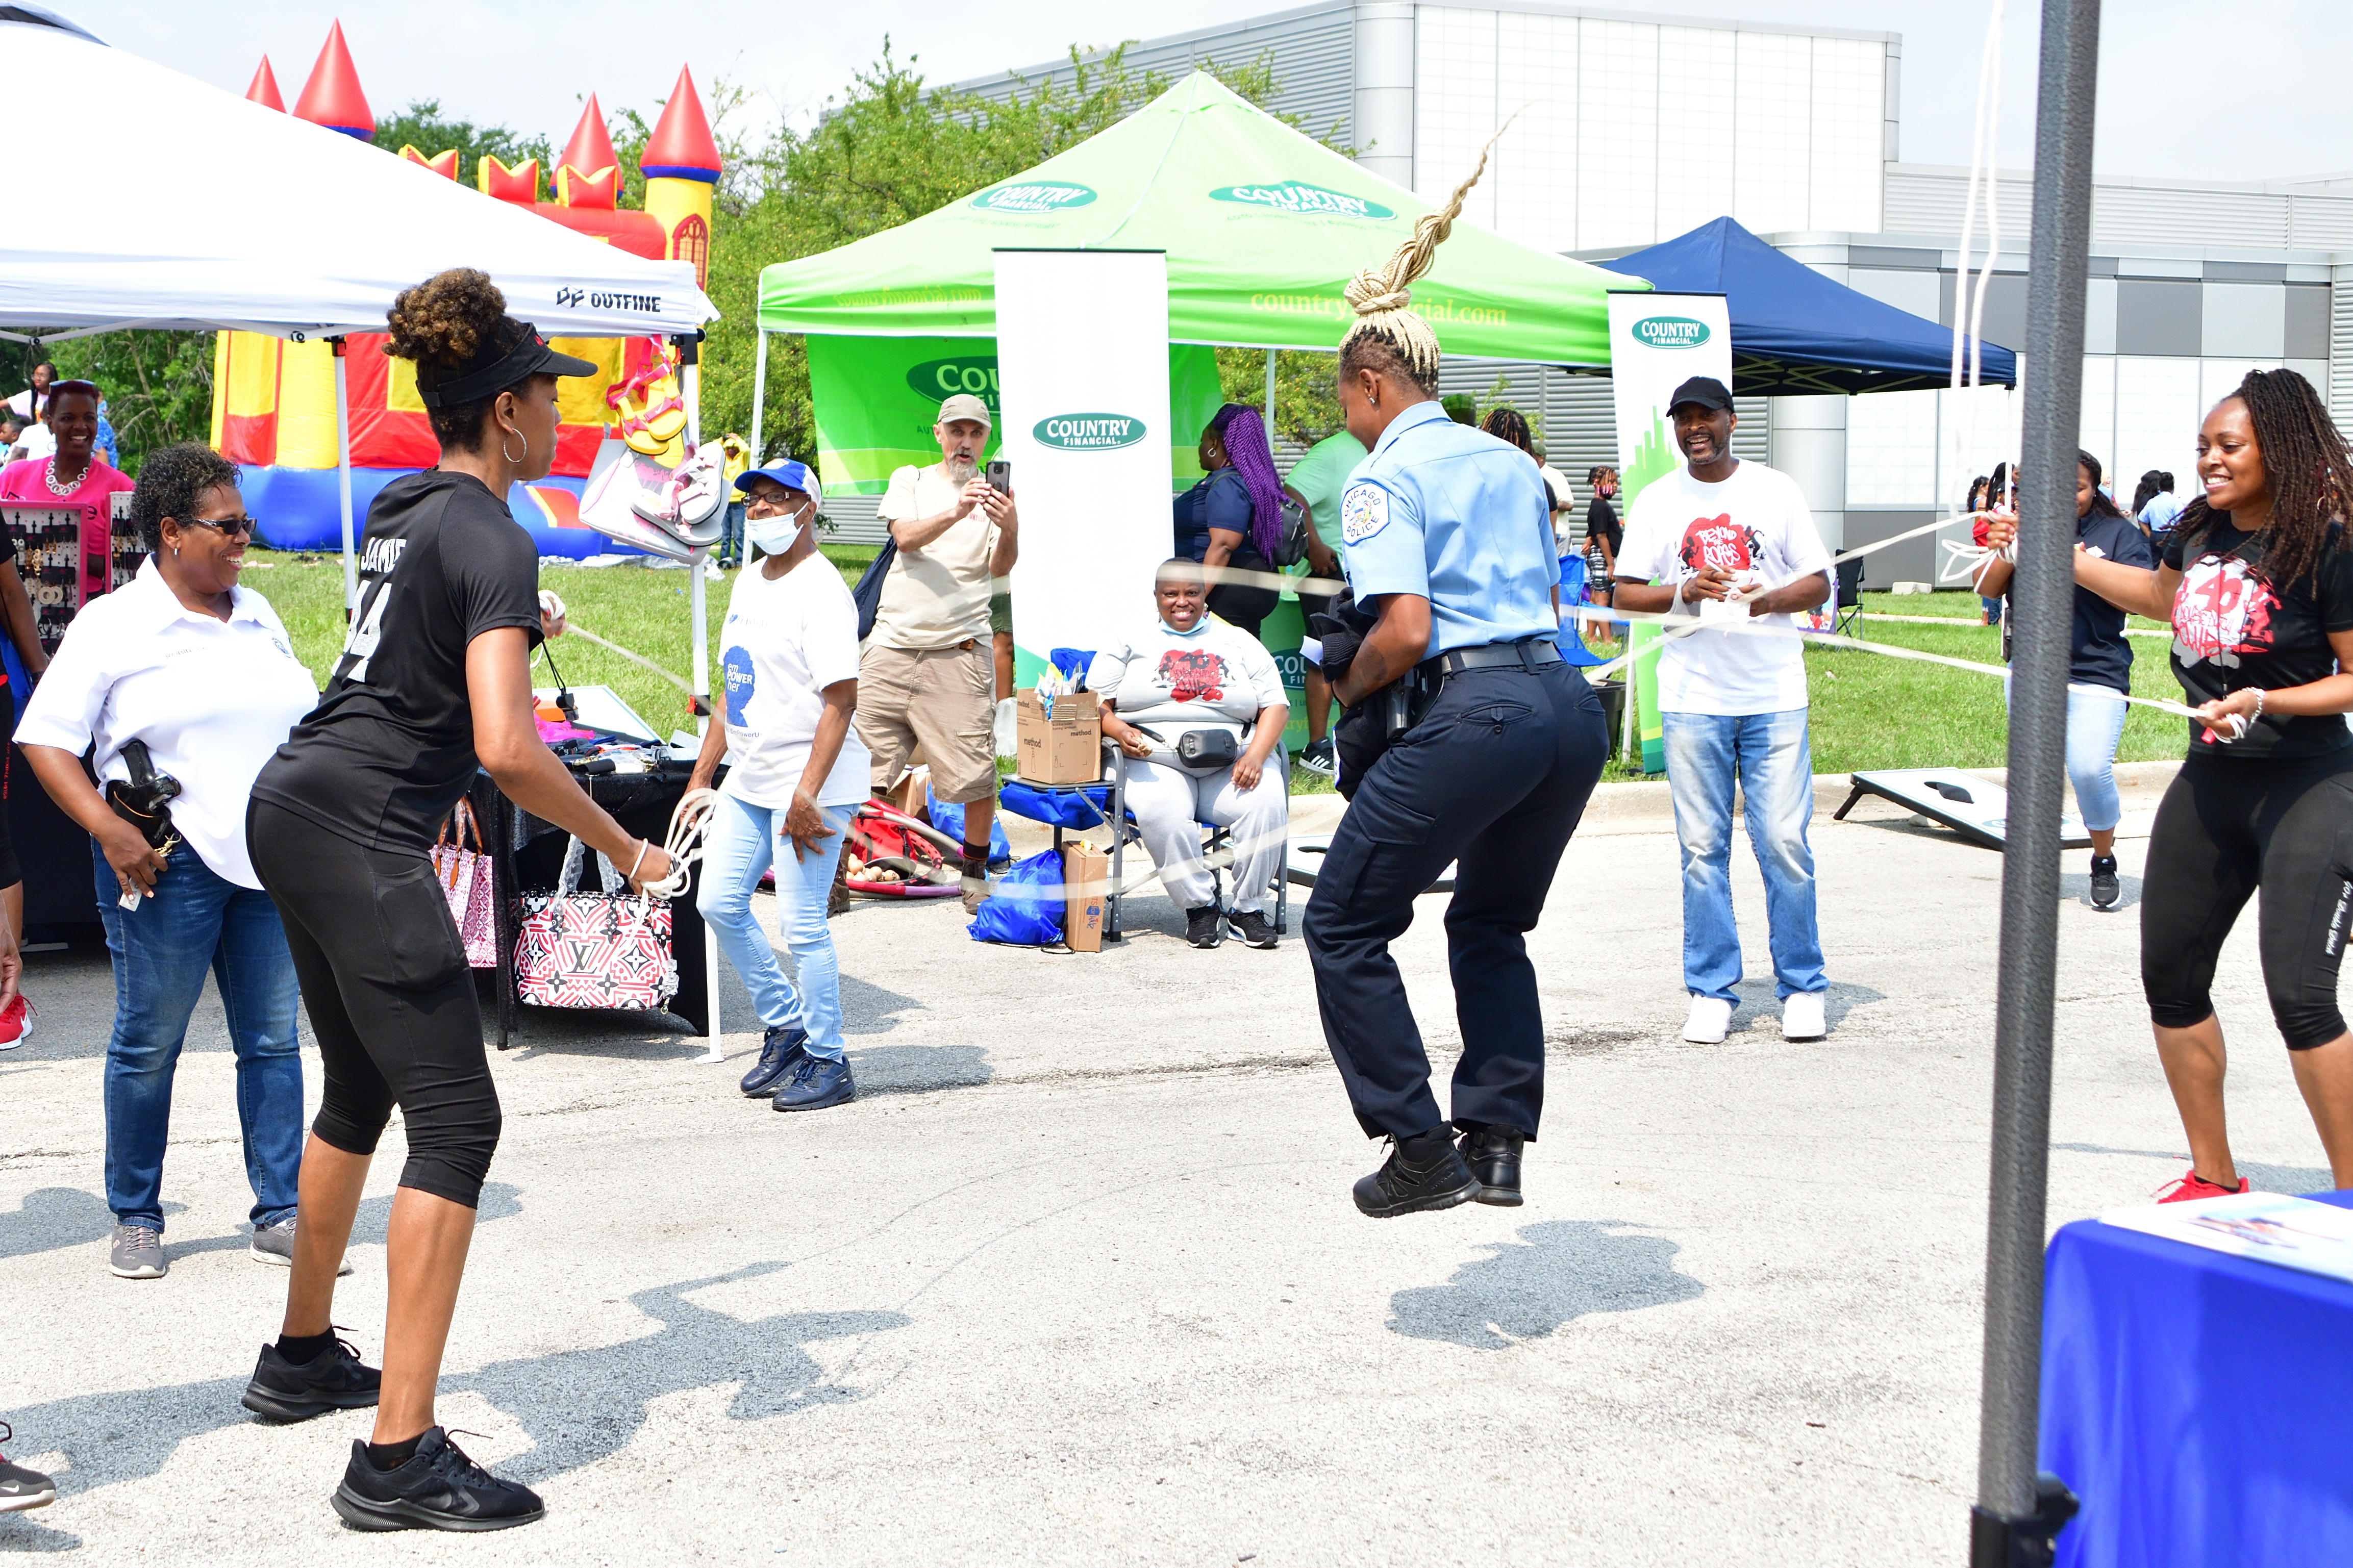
[735,460,816,497]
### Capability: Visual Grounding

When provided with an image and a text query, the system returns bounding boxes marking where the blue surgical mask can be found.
[747,500,810,558]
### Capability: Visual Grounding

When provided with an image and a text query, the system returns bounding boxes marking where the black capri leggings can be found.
[247,798,500,1207]
[2141,751,2353,1050]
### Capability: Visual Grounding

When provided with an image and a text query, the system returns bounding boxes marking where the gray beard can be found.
[945,454,980,482]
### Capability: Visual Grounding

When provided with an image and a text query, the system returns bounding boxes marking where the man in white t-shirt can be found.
[860,392,1019,913]
[1612,376,1833,1046]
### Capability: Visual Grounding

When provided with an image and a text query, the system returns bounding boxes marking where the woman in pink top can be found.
[0,378,133,1046]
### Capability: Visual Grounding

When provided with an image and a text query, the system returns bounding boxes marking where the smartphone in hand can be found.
[986,459,1011,495]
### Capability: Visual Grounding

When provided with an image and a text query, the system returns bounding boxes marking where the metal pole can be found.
[675,330,722,1066]
[750,328,770,467]
[1971,0,2099,1561]
[332,339,357,612]
[1265,347,1276,434]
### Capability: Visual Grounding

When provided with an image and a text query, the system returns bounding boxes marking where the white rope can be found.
[634,787,718,900]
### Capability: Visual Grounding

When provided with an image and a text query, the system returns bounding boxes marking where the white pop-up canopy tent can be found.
[0,5,719,616]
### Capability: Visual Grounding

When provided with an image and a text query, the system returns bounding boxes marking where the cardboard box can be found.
[1063,842,1111,952]
[1015,689,1102,786]
[882,765,931,821]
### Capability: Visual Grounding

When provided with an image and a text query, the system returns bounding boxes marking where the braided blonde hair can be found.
[1339,121,1513,392]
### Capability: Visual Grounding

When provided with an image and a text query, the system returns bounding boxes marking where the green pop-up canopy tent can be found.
[750,71,1645,496]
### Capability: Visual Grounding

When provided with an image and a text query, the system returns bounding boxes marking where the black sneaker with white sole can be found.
[1226,909,1279,949]
[1298,738,1337,778]
[241,1334,382,1423]
[0,1423,54,1513]
[2089,854,2121,911]
[1184,904,1224,948]
[332,1427,544,1532]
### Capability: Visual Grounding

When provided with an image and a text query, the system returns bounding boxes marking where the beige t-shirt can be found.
[870,463,999,649]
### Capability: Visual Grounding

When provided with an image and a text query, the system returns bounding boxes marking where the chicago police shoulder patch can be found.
[1340,482,1390,546]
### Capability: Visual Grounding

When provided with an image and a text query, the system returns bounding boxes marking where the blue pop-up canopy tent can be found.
[1584,217,2018,395]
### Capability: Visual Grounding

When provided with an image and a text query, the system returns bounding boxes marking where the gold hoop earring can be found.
[502,431,526,466]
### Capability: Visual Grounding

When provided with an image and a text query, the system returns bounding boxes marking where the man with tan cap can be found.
[861,393,1019,910]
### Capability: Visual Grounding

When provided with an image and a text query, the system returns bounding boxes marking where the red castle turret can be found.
[245,56,285,112]
[642,66,721,182]
[556,97,621,211]
[292,21,373,140]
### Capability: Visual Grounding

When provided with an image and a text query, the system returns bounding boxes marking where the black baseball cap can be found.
[1667,375,1734,414]
[417,320,599,409]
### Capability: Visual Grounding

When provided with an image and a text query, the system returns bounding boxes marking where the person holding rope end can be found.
[1303,135,1609,1218]
[240,269,673,1531]
[1612,376,1834,1046]
[2061,368,2353,1201]
[1974,451,2151,912]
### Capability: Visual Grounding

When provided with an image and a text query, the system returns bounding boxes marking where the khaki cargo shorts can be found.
[856,640,998,804]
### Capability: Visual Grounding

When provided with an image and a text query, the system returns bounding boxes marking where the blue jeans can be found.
[94,843,304,1231]
[695,793,850,1058]
[1661,708,1826,1003]
[2004,681,2129,833]
[720,500,746,565]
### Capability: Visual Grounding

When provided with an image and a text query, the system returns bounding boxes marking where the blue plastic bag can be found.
[966,848,1066,946]
[925,785,1013,868]
[1048,647,1096,688]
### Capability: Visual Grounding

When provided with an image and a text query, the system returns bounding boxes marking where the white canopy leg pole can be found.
[333,340,356,611]
[680,334,721,1064]
[1265,347,1275,429]
[750,329,770,466]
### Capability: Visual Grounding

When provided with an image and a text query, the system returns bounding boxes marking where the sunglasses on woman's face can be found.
[183,514,257,538]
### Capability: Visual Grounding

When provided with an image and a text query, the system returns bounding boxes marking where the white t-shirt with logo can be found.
[717,553,873,810]
[1614,459,1833,717]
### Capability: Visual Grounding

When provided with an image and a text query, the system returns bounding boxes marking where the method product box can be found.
[1063,842,1111,952]
[1015,690,1101,785]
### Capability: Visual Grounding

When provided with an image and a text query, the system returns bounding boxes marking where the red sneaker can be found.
[0,995,30,1051]
[2155,1168,2249,1203]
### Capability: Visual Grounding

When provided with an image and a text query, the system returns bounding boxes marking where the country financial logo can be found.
[1207,181,1396,221]
[969,180,1097,213]
[1632,315,1712,349]
[906,357,1001,414]
[1033,413,1146,451]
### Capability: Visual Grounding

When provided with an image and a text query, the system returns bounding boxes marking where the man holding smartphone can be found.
[857,393,1019,912]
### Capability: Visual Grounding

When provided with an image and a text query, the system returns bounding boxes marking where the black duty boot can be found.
[1353,1127,1481,1218]
[1456,1124,1526,1206]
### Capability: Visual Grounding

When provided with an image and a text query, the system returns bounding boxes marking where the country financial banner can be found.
[994,250,1178,686]
[1606,290,1733,774]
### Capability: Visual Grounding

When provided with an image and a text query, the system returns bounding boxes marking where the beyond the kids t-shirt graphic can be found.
[1677,513,1762,578]
[2173,554,2279,667]
[722,644,756,725]
[1156,647,1229,704]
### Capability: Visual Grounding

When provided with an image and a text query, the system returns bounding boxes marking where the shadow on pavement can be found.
[1387,1220,1704,1351]
[841,973,927,1037]
[845,1043,992,1096]
[349,1181,524,1246]
[451,1261,910,1484]
[0,1512,81,1552]
[0,1191,190,1264]
[2057,869,2143,910]
[2052,1141,2333,1195]
[1726,977,1887,1036]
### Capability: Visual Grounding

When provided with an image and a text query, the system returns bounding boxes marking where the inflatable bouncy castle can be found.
[210,23,721,558]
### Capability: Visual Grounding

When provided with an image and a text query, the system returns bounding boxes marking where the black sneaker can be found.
[240,1333,382,1424]
[1184,904,1224,949]
[332,1427,543,1533]
[1457,1124,1526,1207]
[0,1423,54,1513]
[2089,854,2121,911]
[739,1025,809,1098]
[1226,909,1279,949]
[1353,1128,1482,1218]
[1298,738,1337,778]
[772,1054,856,1112]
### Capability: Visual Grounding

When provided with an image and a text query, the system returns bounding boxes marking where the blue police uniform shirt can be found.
[1338,399,1559,658]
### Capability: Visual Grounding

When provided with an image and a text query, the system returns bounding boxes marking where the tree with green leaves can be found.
[372,98,554,190]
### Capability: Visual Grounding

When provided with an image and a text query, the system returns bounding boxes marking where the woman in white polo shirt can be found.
[18,444,319,1282]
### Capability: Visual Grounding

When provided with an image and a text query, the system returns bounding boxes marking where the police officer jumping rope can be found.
[1304,144,1610,1218]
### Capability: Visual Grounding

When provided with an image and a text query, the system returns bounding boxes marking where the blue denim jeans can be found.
[1660,708,1826,1003]
[94,842,305,1231]
[695,793,850,1058]
[2004,681,2130,833]
[720,501,746,566]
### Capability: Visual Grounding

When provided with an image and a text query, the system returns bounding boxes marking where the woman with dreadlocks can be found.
[1300,139,1608,1219]
[2069,368,2353,1201]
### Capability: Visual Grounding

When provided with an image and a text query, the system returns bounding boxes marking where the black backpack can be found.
[1268,493,1312,569]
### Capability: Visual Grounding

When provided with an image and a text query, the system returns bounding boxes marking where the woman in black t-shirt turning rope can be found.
[2071,368,2353,1203]
[239,270,674,1532]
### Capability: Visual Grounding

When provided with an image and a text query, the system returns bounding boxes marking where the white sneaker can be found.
[1682,996,1733,1043]
[1783,991,1828,1041]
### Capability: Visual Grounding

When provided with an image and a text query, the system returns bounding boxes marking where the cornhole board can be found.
[1285,834,1456,894]
[1833,768,2091,850]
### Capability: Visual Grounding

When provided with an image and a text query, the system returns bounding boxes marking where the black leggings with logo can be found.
[2141,750,2353,1050]
[247,799,500,1207]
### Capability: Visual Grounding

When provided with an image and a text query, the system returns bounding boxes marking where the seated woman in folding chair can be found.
[1089,560,1290,951]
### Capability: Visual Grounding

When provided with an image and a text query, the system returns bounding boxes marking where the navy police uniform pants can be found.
[1304,662,1608,1141]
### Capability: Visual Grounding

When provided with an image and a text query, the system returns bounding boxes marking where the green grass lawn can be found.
[247,557,2188,789]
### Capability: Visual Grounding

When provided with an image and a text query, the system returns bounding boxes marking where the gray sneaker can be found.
[250,1218,354,1275]
[0,1422,55,1513]
[109,1223,165,1280]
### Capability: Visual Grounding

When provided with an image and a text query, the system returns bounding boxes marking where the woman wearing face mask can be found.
[689,461,871,1114]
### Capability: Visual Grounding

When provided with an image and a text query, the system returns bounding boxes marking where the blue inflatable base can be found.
[240,466,638,561]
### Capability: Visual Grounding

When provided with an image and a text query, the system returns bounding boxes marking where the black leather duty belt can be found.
[1429,638,1564,676]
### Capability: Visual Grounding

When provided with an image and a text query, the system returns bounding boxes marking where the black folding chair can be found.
[1834,557,1864,638]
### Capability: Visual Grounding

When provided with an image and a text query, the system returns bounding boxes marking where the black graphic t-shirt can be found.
[253,471,543,848]
[2162,520,2353,760]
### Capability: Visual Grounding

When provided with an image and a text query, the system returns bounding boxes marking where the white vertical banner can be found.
[994,249,1173,680]
[1606,291,1734,507]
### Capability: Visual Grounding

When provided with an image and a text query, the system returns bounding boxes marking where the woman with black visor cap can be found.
[238,269,673,1532]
